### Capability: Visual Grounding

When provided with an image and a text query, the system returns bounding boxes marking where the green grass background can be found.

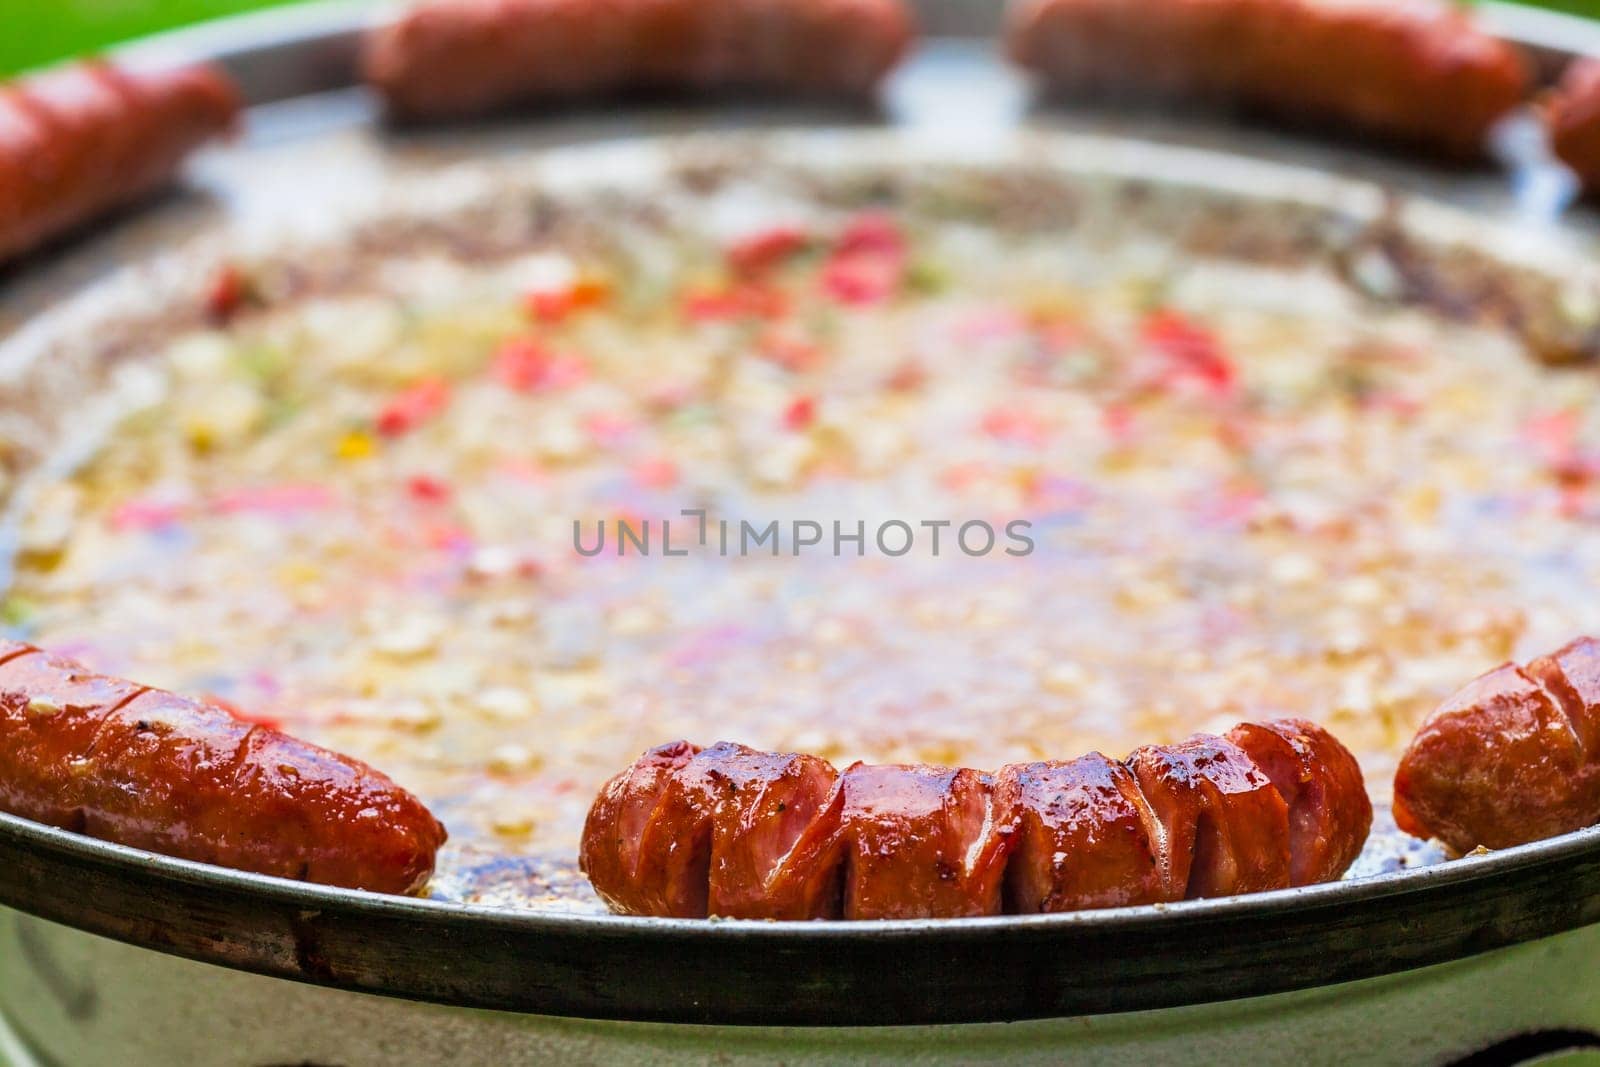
[0,0,309,75]
[0,0,1596,75]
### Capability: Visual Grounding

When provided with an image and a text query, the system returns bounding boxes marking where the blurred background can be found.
[0,0,304,74]
[0,0,1595,76]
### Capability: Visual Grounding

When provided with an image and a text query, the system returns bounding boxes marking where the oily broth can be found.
[6,174,1594,907]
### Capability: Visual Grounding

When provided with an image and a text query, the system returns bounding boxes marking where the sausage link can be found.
[362,0,915,122]
[1125,735,1290,899]
[580,718,1370,919]
[0,61,239,266]
[1545,58,1600,197]
[832,763,1010,920]
[1394,636,1600,853]
[1004,0,1529,160]
[997,754,1169,912]
[632,741,842,918]
[1227,718,1370,886]
[0,642,446,895]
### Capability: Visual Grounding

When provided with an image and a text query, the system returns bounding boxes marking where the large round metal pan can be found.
[4,0,1600,1029]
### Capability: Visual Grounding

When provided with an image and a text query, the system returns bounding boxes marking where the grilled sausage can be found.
[580,718,1370,919]
[1005,0,1530,160]
[0,641,446,895]
[1546,58,1600,197]
[1394,636,1600,853]
[362,0,916,122]
[997,754,1169,912]
[0,60,240,266]
[832,763,1011,919]
[1227,718,1372,886]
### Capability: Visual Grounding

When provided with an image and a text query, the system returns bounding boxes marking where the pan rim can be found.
[5,0,1600,1025]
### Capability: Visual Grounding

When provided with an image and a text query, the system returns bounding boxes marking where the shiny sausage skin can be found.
[832,763,1010,919]
[1227,718,1371,886]
[1005,0,1530,160]
[1546,58,1600,196]
[0,641,446,895]
[580,718,1370,919]
[362,0,916,122]
[1125,735,1290,899]
[997,754,1168,911]
[1394,636,1600,853]
[0,61,240,266]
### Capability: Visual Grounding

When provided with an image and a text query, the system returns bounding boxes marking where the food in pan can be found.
[9,146,1600,912]
[1545,58,1600,197]
[0,60,240,266]
[1394,637,1600,854]
[0,641,444,893]
[1005,0,1530,160]
[363,0,916,121]
[580,719,1369,919]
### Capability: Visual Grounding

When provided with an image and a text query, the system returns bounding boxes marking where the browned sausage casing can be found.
[580,718,1371,919]
[1546,58,1600,196]
[363,0,916,122]
[0,641,446,895]
[1395,636,1600,853]
[0,61,240,266]
[1005,0,1530,160]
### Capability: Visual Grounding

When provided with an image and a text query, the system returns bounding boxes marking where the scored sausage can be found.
[0,641,446,895]
[0,60,240,266]
[580,718,1371,919]
[1545,58,1600,197]
[362,0,916,122]
[1004,0,1530,160]
[1394,636,1600,853]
